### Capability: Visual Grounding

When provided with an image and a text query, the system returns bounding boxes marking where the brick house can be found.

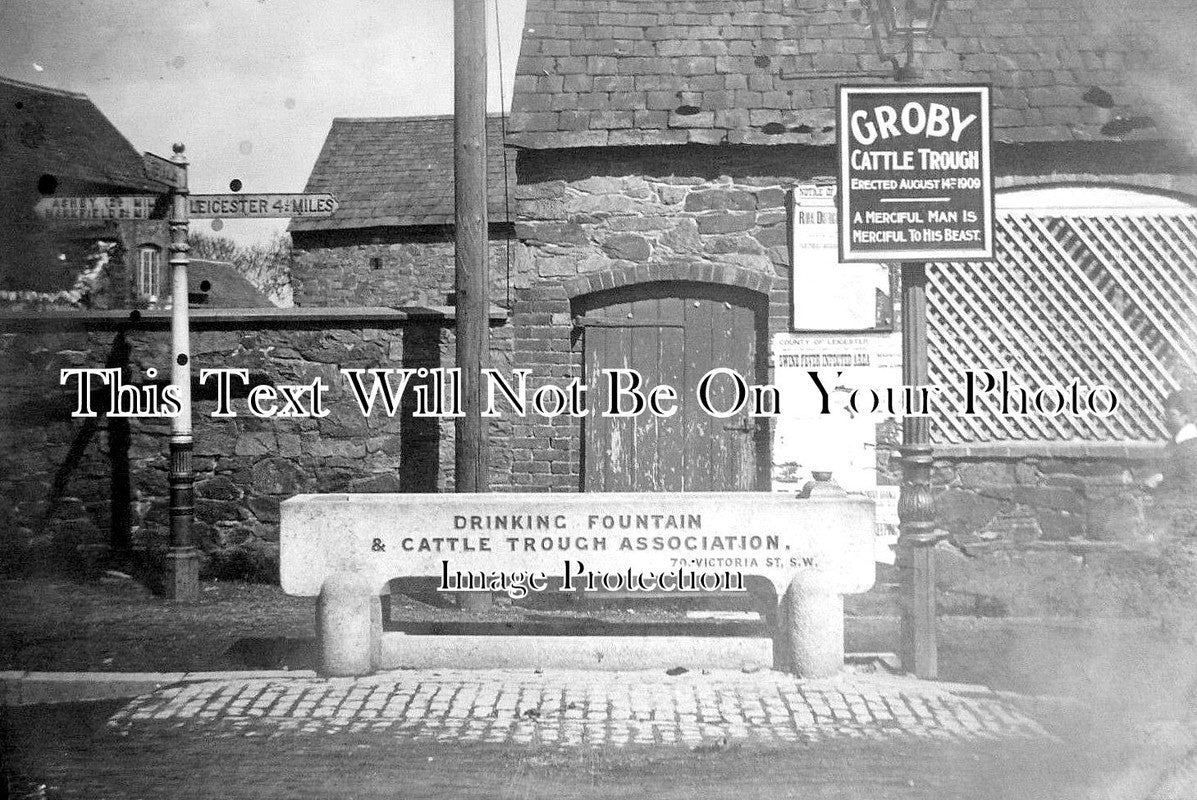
[289,114,518,308]
[0,76,173,308]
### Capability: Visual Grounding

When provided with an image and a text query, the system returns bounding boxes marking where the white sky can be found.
[0,0,528,245]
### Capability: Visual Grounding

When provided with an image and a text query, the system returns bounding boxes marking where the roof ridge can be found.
[0,74,89,99]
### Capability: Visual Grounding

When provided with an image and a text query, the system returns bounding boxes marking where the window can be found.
[137,245,161,301]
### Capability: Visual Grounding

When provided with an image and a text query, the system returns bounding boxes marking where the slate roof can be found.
[508,0,1190,148]
[290,115,516,233]
[0,76,163,191]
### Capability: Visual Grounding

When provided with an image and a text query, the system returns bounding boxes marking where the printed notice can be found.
[838,85,994,262]
[791,183,892,331]
[771,332,902,562]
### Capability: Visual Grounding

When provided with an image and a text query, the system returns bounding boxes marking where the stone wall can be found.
[508,144,1174,542]
[300,147,833,493]
[928,444,1177,619]
[507,145,837,491]
[16,143,1167,591]
[0,308,511,570]
[291,227,521,309]
[932,443,1163,548]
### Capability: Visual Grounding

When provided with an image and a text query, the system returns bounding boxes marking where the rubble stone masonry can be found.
[0,308,511,565]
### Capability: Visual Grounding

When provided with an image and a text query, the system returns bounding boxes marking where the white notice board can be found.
[791,184,893,332]
[771,331,902,563]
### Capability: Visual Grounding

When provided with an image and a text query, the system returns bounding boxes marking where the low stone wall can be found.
[0,307,510,571]
[932,442,1163,547]
[926,441,1180,619]
[0,304,1175,609]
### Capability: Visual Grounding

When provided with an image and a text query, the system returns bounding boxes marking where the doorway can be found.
[576,280,769,492]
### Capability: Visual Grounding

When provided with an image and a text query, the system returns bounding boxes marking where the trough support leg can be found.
[317,574,376,677]
[774,578,844,679]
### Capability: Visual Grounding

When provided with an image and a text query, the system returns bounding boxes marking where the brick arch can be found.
[561,262,773,301]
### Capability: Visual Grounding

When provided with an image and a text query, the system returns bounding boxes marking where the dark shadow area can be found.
[1,699,126,741]
[399,323,442,492]
[221,637,318,670]
[30,330,137,573]
[516,140,1192,189]
[382,618,770,637]
[382,576,781,638]
[106,333,131,553]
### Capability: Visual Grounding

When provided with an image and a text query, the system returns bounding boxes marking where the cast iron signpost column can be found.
[160,173,334,600]
[39,151,338,601]
[897,261,937,676]
[837,86,993,677]
[166,142,199,602]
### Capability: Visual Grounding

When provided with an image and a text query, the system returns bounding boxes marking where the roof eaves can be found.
[0,75,89,99]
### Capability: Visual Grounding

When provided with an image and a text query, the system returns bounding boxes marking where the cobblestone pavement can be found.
[107,669,1053,747]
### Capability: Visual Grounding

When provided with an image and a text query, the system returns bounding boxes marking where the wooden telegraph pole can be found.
[165,142,199,602]
[454,0,491,610]
[454,0,489,494]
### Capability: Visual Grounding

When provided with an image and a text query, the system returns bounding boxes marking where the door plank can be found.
[683,296,715,490]
[629,322,659,490]
[583,326,610,491]
[581,284,764,492]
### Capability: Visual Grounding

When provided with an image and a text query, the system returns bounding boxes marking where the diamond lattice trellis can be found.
[927,212,1197,444]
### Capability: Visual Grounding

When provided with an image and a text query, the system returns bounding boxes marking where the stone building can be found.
[0,76,173,308]
[496,0,1197,568]
[290,114,517,308]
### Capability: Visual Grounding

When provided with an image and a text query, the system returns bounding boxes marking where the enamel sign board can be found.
[838,85,994,262]
[188,193,338,218]
[34,195,157,220]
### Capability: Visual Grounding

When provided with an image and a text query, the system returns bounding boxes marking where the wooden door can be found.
[579,282,766,492]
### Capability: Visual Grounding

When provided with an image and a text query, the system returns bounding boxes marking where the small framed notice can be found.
[838,85,994,262]
[791,183,894,332]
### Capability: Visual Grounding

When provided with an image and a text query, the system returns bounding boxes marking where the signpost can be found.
[32,192,337,222]
[838,85,994,679]
[32,151,335,603]
[188,193,337,219]
[164,144,199,603]
[144,151,185,190]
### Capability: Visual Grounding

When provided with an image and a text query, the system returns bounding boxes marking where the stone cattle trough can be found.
[280,485,874,677]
